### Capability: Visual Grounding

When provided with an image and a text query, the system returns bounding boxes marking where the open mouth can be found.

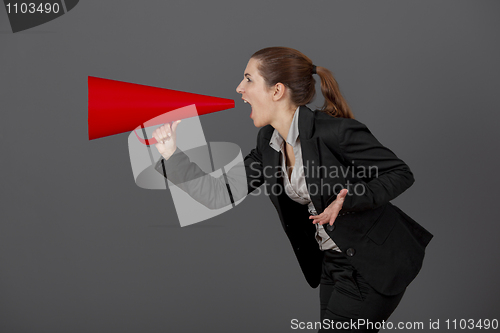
[243,99,253,118]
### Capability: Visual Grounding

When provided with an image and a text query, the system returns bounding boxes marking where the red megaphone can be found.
[88,76,235,141]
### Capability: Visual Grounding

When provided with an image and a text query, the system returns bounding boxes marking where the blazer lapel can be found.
[298,106,325,212]
[263,144,281,193]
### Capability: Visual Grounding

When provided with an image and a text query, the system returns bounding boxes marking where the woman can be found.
[152,47,432,332]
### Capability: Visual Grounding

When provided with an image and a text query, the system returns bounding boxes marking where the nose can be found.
[236,80,244,94]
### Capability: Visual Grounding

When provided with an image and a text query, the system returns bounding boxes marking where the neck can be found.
[271,105,298,141]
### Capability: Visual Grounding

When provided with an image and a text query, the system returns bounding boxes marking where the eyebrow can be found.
[244,73,251,77]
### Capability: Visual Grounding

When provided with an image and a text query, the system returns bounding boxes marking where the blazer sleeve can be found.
[333,118,415,211]
[154,130,266,209]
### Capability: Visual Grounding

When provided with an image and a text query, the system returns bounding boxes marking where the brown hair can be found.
[251,47,354,119]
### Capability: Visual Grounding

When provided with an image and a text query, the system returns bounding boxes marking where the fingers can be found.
[160,123,171,142]
[328,212,339,226]
[157,121,181,143]
[308,190,349,227]
[310,213,327,225]
[152,126,163,143]
[310,215,335,226]
[310,207,342,226]
[152,123,174,144]
[152,128,161,143]
[309,215,320,224]
[320,214,337,226]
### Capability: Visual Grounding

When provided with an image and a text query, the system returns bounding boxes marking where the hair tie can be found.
[312,65,317,75]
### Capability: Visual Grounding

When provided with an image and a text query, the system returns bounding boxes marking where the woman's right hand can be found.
[152,120,182,160]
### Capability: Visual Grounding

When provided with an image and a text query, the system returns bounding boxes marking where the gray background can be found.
[1,1,499,332]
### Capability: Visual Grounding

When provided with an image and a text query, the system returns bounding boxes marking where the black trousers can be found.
[319,249,405,332]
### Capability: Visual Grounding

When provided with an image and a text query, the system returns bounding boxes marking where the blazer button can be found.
[346,248,356,257]
[326,224,335,232]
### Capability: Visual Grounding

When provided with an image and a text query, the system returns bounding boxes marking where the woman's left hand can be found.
[309,189,348,226]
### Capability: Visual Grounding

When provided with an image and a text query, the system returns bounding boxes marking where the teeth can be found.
[243,100,248,104]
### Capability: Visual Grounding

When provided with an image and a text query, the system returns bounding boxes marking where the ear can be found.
[272,82,287,101]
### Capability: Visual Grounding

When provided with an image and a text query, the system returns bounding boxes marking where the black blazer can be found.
[159,106,433,296]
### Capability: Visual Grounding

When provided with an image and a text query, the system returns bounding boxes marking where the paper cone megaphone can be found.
[88,76,235,141]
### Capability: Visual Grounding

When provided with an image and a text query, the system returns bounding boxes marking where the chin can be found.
[253,118,269,128]
[251,117,263,128]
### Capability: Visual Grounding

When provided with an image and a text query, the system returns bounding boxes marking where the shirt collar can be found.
[269,106,300,152]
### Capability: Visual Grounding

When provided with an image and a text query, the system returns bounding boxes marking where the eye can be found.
[246,77,251,82]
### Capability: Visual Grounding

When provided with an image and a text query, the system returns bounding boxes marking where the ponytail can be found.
[316,66,354,119]
[251,47,354,119]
